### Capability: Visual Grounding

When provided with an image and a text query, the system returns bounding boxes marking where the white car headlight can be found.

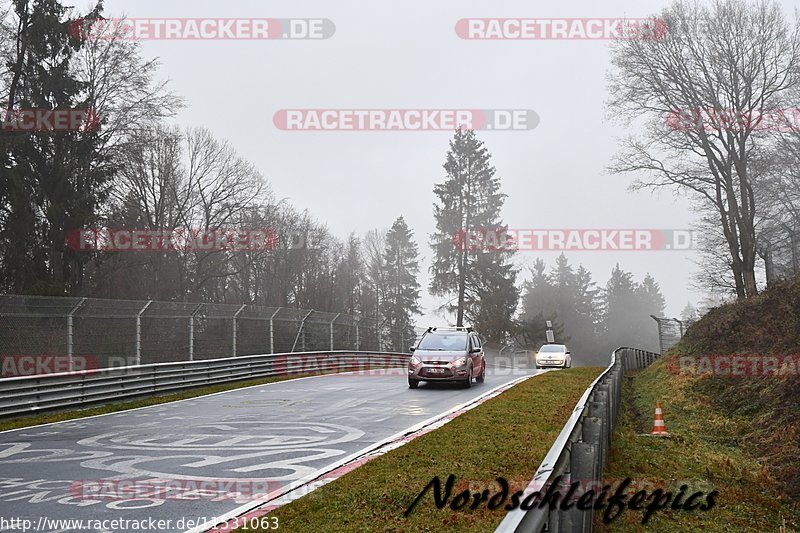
[453,357,467,367]
[410,357,421,366]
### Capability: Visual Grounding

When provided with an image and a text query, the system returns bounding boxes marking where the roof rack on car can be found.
[426,326,473,333]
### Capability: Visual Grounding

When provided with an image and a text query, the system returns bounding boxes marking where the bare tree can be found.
[607,0,800,299]
[70,14,183,157]
[362,228,388,345]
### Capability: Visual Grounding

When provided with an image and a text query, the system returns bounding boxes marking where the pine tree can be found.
[602,266,666,353]
[637,274,666,317]
[383,217,421,352]
[429,129,518,340]
[602,264,640,347]
[1,0,113,294]
[680,302,699,324]
[520,255,600,354]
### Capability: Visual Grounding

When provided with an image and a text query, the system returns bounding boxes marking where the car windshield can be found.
[417,333,468,351]
[539,345,565,353]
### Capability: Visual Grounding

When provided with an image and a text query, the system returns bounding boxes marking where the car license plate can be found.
[428,368,445,374]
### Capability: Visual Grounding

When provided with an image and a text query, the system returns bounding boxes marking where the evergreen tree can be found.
[520,255,600,354]
[521,259,557,317]
[429,129,518,340]
[601,265,666,353]
[637,273,666,317]
[680,302,699,324]
[1,0,113,294]
[383,217,421,352]
[513,312,568,348]
[602,264,640,347]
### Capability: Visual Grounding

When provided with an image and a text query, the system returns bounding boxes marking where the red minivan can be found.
[407,327,486,388]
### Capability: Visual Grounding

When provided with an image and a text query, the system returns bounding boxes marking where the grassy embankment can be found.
[596,276,800,531]
[247,368,602,532]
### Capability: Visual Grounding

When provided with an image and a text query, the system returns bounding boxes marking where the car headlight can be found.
[410,357,421,366]
[453,357,467,367]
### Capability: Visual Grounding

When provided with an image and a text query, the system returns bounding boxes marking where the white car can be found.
[535,344,572,369]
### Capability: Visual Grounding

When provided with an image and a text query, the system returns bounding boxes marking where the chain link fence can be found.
[0,295,425,372]
[650,315,694,354]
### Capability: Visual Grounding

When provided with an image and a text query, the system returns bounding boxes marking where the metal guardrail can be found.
[0,351,410,419]
[495,347,661,533]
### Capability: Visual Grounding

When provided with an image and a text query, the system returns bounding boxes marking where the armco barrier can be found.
[0,351,410,419]
[495,347,661,533]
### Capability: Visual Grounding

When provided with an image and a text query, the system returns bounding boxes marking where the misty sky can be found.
[95,0,796,325]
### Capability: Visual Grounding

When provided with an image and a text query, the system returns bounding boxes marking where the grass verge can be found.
[244,367,602,533]
[595,355,800,532]
[0,373,318,433]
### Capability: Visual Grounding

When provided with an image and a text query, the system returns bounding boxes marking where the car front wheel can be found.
[476,364,485,383]
[462,367,473,388]
[408,378,419,389]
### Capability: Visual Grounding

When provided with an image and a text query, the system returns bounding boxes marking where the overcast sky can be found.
[94,0,795,325]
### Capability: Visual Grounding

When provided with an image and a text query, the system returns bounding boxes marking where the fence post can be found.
[269,308,280,354]
[189,303,203,362]
[650,315,664,354]
[291,310,314,353]
[232,305,246,357]
[330,313,341,352]
[66,298,87,367]
[136,300,153,366]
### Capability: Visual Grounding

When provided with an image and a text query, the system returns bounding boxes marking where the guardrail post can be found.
[582,416,602,452]
[66,298,87,368]
[610,369,621,424]
[588,397,608,470]
[563,442,596,533]
[188,303,203,362]
[232,305,246,357]
[355,318,361,351]
[595,388,611,450]
[136,300,152,366]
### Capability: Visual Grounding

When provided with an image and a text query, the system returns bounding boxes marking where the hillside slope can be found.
[673,275,800,499]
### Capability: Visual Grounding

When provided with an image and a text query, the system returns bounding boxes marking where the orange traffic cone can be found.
[652,402,669,436]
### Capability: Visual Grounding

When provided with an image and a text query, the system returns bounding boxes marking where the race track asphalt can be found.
[0,360,541,533]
